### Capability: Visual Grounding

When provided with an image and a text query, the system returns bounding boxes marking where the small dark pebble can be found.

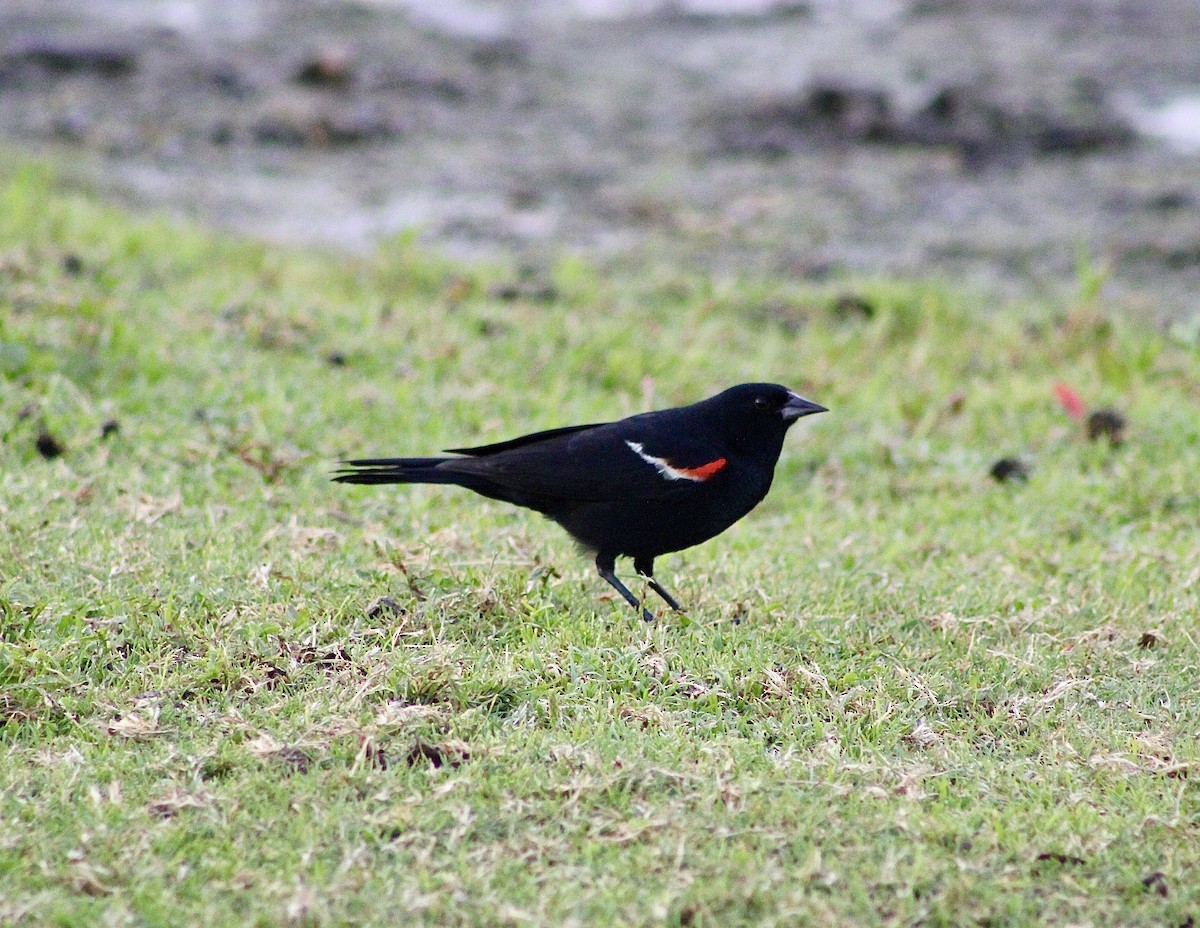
[7,37,138,77]
[509,186,543,210]
[296,644,353,667]
[832,293,876,321]
[100,419,120,439]
[487,281,558,303]
[61,253,84,275]
[1142,871,1168,897]
[710,78,1133,166]
[253,103,397,147]
[36,431,64,459]
[1086,408,1126,445]
[1123,241,1200,270]
[1033,120,1135,157]
[294,46,356,88]
[209,64,254,98]
[252,115,314,147]
[326,351,348,367]
[989,457,1030,483]
[469,36,529,68]
[711,83,888,156]
[807,83,891,140]
[1146,190,1193,212]
[407,742,442,767]
[477,318,508,338]
[274,747,311,774]
[489,283,522,301]
[405,740,468,769]
[209,122,235,145]
[366,596,405,620]
[366,745,388,770]
[1035,852,1086,866]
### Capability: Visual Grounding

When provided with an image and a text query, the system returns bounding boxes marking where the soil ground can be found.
[3,0,1200,317]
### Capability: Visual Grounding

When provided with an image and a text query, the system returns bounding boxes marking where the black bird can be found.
[335,383,827,620]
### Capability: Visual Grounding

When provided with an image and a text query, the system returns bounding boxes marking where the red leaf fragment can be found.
[1053,382,1087,420]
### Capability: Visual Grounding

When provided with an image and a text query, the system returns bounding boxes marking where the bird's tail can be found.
[332,457,462,486]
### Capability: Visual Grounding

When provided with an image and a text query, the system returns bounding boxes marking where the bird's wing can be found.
[445,422,607,456]
[444,418,730,503]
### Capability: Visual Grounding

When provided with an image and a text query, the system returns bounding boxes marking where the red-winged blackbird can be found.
[335,383,827,619]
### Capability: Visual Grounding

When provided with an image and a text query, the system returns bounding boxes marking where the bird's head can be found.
[719,382,827,423]
[705,382,827,453]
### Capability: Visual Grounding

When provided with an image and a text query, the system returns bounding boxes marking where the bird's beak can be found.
[781,392,828,421]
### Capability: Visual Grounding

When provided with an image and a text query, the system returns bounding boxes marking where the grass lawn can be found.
[1,162,1198,927]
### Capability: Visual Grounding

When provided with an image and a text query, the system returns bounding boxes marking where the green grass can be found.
[2,161,1199,927]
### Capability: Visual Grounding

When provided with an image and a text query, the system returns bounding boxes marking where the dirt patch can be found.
[3,0,1200,316]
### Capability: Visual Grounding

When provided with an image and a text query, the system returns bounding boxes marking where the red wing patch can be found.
[625,440,727,482]
[673,458,727,480]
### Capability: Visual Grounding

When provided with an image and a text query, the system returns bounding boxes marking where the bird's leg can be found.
[633,556,683,612]
[596,553,654,621]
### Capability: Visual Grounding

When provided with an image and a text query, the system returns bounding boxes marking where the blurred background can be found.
[3,0,1199,317]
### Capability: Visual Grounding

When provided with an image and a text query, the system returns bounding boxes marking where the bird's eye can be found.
[754,396,770,409]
